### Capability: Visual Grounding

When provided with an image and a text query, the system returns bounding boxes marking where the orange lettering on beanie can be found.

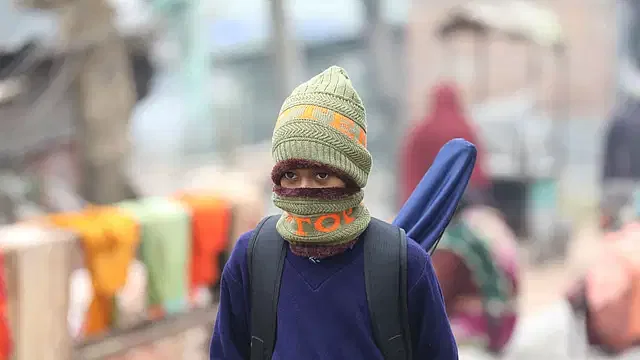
[331,113,356,141]
[275,108,288,127]
[358,129,367,147]
[300,105,316,120]
[275,104,367,147]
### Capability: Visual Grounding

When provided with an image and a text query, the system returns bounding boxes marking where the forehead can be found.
[290,167,331,173]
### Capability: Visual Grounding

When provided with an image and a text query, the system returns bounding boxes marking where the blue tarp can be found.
[393,138,477,254]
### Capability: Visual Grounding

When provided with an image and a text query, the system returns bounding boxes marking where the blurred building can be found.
[0,0,156,163]
[136,0,410,168]
[404,0,615,214]
[406,0,615,122]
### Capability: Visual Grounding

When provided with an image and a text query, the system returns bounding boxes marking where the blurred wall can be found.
[405,0,615,122]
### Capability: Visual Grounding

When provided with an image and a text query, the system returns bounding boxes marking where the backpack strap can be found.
[364,218,413,360]
[247,215,285,360]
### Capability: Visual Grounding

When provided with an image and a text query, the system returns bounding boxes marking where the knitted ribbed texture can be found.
[271,66,373,246]
[281,66,366,127]
[271,133,370,189]
[273,190,364,216]
[272,66,372,188]
[276,204,371,245]
[273,187,371,245]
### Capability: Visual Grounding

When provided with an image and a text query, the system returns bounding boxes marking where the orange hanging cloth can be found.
[176,193,232,299]
[48,206,139,336]
[0,251,12,360]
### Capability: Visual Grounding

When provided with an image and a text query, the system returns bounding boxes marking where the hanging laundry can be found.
[117,198,191,317]
[182,168,265,242]
[48,207,139,336]
[0,251,11,360]
[175,193,232,300]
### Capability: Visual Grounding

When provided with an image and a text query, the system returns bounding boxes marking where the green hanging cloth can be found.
[118,197,191,315]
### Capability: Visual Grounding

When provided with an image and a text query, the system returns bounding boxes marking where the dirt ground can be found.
[519,222,602,315]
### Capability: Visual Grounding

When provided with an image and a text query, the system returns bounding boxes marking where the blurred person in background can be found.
[600,99,640,230]
[399,82,520,353]
[602,99,640,181]
[567,222,640,355]
[400,82,491,206]
[431,190,520,355]
[577,96,640,353]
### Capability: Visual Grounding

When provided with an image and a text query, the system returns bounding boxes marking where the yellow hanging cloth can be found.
[48,206,139,336]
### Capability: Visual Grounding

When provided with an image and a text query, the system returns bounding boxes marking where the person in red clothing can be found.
[400,82,490,205]
[400,83,519,353]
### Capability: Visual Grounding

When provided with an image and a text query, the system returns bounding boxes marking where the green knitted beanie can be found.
[272,66,372,188]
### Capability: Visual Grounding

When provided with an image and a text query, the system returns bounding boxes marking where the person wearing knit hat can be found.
[210,66,457,360]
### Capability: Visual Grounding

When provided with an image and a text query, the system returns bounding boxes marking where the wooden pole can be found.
[59,0,137,205]
[18,0,140,205]
[363,0,400,103]
[63,0,136,204]
[1,223,76,360]
[270,0,305,100]
[19,0,138,205]
[362,0,402,203]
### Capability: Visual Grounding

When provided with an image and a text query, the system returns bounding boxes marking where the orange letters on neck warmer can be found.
[275,204,371,248]
[284,208,356,237]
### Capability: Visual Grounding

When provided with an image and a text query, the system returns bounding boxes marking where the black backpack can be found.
[247,215,413,360]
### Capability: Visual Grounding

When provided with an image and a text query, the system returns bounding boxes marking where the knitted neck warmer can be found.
[273,191,370,257]
[272,175,371,258]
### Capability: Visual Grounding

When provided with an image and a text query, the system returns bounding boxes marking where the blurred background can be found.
[1,0,638,358]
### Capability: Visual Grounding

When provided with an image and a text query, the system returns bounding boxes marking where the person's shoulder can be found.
[232,229,254,255]
[372,219,430,289]
[405,236,433,291]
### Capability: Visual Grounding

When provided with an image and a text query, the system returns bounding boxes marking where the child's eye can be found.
[315,173,329,180]
[283,171,297,180]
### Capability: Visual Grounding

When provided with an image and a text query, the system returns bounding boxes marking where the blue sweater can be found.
[210,229,458,360]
